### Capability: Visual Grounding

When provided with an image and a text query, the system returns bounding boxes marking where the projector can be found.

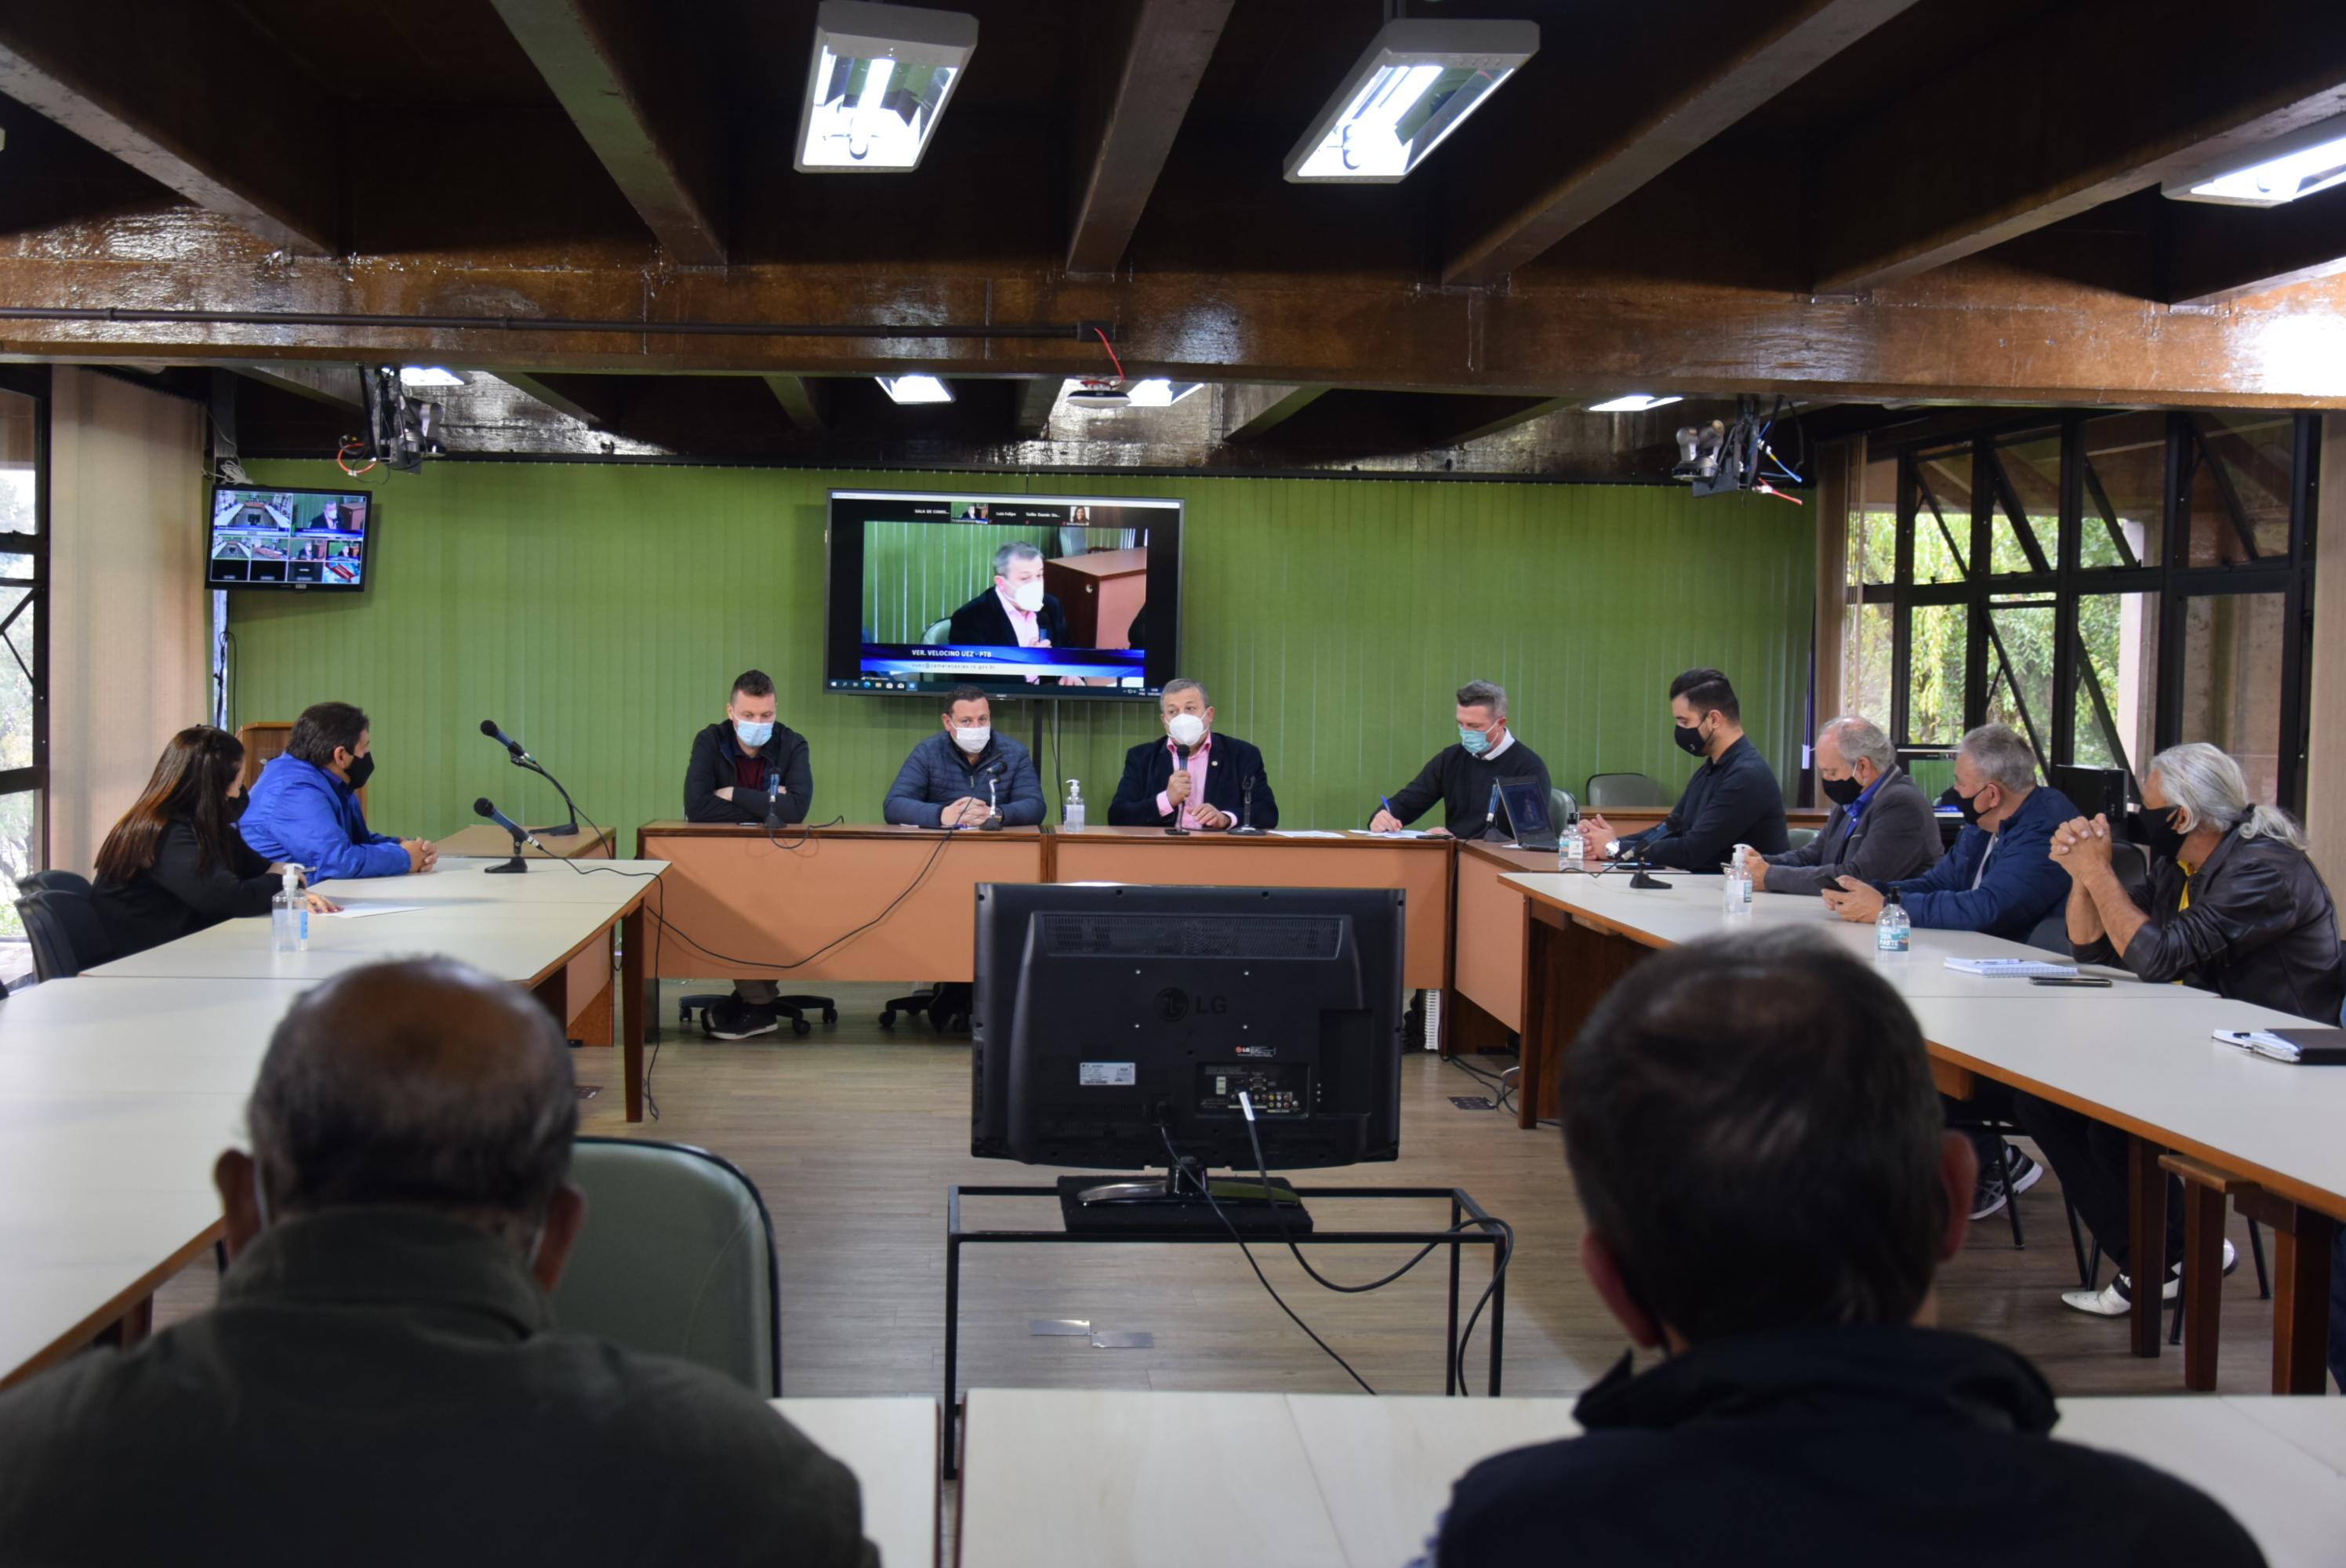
[1669,396,1803,503]
[1065,380,1129,410]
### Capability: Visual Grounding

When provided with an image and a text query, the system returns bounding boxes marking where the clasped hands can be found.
[2047,813,2115,878]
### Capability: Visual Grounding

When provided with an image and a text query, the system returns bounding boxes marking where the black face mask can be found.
[226,793,249,822]
[1954,784,1994,827]
[1672,721,1708,757]
[2138,804,2190,861]
[343,752,376,790]
[1821,772,1865,807]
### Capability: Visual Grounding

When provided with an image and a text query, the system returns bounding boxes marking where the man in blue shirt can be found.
[239,702,434,880]
[882,686,1044,828]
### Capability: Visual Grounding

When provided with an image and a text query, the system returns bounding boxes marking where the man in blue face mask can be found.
[1370,680,1552,840]
[684,669,814,1038]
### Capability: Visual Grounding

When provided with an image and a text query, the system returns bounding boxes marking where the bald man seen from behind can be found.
[0,957,878,1568]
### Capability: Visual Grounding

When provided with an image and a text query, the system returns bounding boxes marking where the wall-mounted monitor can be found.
[209,485,372,592]
[824,489,1180,701]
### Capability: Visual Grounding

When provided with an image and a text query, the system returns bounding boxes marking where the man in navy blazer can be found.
[1108,679,1278,832]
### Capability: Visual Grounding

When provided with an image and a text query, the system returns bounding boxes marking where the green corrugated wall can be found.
[228,461,1814,843]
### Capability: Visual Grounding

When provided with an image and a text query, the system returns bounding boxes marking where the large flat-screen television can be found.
[824,489,1180,701]
[209,485,372,591]
[971,884,1407,1172]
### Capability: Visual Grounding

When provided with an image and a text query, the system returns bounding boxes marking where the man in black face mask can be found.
[1743,714,1941,896]
[1584,668,1788,870]
[239,700,436,880]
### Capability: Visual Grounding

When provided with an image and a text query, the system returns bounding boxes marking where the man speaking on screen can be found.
[946,542,1068,686]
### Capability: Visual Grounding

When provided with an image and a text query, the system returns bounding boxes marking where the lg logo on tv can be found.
[1153,988,1228,1022]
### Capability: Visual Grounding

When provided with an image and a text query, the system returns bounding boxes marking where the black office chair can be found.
[881,982,970,1033]
[674,988,837,1040]
[17,869,93,897]
[15,886,111,981]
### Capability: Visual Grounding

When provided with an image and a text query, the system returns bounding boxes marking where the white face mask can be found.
[1009,579,1046,615]
[1166,713,1208,748]
[953,724,991,755]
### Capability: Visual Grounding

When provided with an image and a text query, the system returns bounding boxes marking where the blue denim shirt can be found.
[238,753,409,880]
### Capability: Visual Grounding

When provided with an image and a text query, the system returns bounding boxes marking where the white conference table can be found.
[1500,869,2346,1385]
[772,1397,939,1568]
[956,1387,2346,1568]
[0,977,307,1391]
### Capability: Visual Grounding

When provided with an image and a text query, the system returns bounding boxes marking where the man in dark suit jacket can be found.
[1748,715,1941,897]
[945,540,1068,652]
[1109,678,1278,831]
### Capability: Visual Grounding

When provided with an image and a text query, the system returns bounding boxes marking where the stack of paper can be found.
[1942,956,2078,978]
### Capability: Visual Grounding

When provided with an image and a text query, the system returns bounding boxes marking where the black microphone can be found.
[479,719,532,764]
[474,797,545,854]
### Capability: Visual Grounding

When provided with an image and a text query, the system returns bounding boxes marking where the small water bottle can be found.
[1722,860,1752,916]
[271,864,309,954]
[1062,779,1085,832]
[1556,789,1583,868]
[1876,890,1911,953]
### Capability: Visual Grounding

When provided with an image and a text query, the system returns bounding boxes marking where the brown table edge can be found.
[0,1220,224,1393]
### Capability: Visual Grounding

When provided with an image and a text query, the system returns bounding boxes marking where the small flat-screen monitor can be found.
[971,884,1406,1171]
[824,489,1180,701]
[209,485,372,591]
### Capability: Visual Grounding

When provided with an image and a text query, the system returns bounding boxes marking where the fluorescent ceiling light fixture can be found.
[1588,394,1682,413]
[1059,378,1202,408]
[398,365,463,387]
[877,375,954,405]
[1285,20,1538,184]
[797,2,977,173]
[2164,117,2346,208]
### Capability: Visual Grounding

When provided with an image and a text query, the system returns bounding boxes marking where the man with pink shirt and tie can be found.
[1107,679,1280,833]
[945,541,1069,656]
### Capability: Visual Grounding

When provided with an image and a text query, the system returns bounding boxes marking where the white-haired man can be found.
[1745,715,1941,896]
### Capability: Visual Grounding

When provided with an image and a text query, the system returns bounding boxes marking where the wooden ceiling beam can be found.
[1810,0,2346,295]
[2163,184,2346,307]
[488,0,728,265]
[1065,0,1236,275]
[1010,377,1062,439]
[0,1,338,255]
[1222,385,1331,441]
[762,374,830,431]
[227,363,365,414]
[491,371,637,430]
[1442,0,1919,286]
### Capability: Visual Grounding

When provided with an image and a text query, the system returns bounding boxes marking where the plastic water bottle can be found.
[1722,859,1752,916]
[1062,779,1085,832]
[1876,890,1911,953]
[271,864,309,954]
[1556,790,1583,868]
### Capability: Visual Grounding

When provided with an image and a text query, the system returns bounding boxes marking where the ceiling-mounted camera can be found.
[1670,394,1803,503]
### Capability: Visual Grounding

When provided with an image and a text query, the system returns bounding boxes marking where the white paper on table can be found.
[1349,829,1429,839]
[314,903,428,920]
[1269,829,1346,839]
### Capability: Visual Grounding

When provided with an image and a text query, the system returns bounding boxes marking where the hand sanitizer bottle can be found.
[1062,779,1085,832]
[1556,789,1583,869]
[1876,889,1911,953]
[271,864,309,954]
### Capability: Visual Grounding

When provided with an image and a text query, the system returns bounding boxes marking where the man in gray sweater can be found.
[1745,715,1942,897]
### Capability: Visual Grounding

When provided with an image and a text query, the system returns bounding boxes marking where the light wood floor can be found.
[154,978,2311,1403]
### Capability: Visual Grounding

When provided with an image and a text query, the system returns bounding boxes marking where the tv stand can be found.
[1063,1159,1306,1235]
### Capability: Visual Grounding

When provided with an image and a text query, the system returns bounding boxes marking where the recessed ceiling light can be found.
[877,375,954,405]
[797,2,978,174]
[1060,378,1201,409]
[1285,20,1538,184]
[398,366,463,387]
[2165,118,2346,208]
[1589,394,1681,413]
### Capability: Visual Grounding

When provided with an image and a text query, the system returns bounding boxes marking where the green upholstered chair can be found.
[1584,772,1665,808]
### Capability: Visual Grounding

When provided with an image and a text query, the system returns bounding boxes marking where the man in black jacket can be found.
[2026,741,2342,1319]
[945,541,1068,654]
[1585,666,1789,869]
[1427,929,2262,1568]
[1370,679,1550,840]
[0,959,879,1568]
[682,669,813,1040]
[1108,678,1277,831]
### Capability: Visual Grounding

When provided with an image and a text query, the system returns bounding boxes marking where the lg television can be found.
[209,485,372,591]
[970,884,1406,1181]
[824,489,1180,700]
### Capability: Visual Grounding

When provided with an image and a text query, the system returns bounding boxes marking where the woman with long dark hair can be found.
[92,726,337,959]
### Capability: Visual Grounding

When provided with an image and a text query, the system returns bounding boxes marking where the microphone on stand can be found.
[477,719,582,837]
[979,769,1005,832]
[479,719,532,764]
[474,796,542,874]
[1231,771,1266,835]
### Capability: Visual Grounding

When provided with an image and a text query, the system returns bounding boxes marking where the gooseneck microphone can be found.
[479,718,531,763]
[474,797,543,873]
[476,719,584,837]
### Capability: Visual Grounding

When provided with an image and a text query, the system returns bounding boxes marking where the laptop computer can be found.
[1494,777,1562,851]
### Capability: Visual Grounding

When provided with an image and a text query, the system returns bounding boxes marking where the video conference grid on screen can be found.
[209,487,370,590]
[825,490,1181,701]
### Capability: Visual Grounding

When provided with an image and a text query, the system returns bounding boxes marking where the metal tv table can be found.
[941,1181,1509,1479]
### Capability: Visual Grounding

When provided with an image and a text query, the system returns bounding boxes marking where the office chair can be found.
[923,616,953,644]
[881,981,970,1033]
[1548,787,1579,829]
[674,988,837,1039]
[1585,772,1665,808]
[15,887,111,981]
[17,870,93,898]
[551,1138,783,1396]
[1784,827,1818,852]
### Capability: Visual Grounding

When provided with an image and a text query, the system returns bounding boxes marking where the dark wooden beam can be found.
[492,372,637,429]
[228,364,365,414]
[2164,183,2346,307]
[1010,377,1062,439]
[1066,0,1235,275]
[1223,385,1331,441]
[762,374,829,431]
[0,1,338,255]
[488,0,728,265]
[1443,0,1918,286]
[1439,397,1574,447]
[1810,0,2346,294]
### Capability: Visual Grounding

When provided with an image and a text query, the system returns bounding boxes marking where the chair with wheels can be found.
[1585,772,1665,808]
[550,1137,783,1396]
[881,982,971,1033]
[674,989,837,1039]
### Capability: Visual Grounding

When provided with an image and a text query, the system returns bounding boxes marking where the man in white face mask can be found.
[883,684,1046,829]
[945,541,1070,686]
[1108,678,1279,831]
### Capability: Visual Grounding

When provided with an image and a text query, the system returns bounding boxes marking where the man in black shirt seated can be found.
[1369,679,1550,840]
[1428,930,2263,1568]
[1584,666,1788,869]
[0,958,879,1568]
[682,668,816,1040]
